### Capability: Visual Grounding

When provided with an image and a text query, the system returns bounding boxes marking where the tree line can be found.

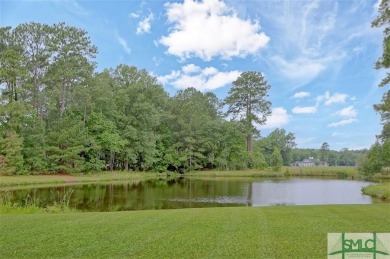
[0,22,286,174]
[0,22,387,175]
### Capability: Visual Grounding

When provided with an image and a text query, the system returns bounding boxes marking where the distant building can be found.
[293,157,316,167]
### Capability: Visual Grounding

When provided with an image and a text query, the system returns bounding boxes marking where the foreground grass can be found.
[1,204,389,258]
[362,182,390,201]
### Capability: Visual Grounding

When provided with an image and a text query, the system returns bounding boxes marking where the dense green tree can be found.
[374,91,390,140]
[258,128,296,165]
[22,116,47,172]
[46,113,88,173]
[13,22,52,118]
[224,72,271,152]
[0,130,26,175]
[358,143,384,176]
[45,23,97,117]
[372,0,390,88]
[270,147,283,172]
[167,88,219,171]
[111,65,168,171]
[372,0,390,141]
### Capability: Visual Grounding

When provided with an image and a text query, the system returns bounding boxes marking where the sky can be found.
[1,0,388,151]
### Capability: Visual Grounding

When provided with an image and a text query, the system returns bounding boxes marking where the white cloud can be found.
[130,12,140,18]
[325,93,348,105]
[156,70,181,85]
[271,56,325,82]
[260,107,290,129]
[317,91,348,106]
[292,106,317,114]
[253,0,361,87]
[182,64,201,74]
[159,0,269,61]
[334,106,357,118]
[293,91,310,98]
[328,118,357,127]
[157,64,240,91]
[115,33,131,55]
[137,13,154,34]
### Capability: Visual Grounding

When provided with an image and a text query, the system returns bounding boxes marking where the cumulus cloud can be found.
[159,0,270,60]
[328,105,358,128]
[157,64,240,91]
[334,106,357,118]
[328,118,357,127]
[317,91,348,105]
[324,93,348,105]
[157,70,181,85]
[292,106,317,114]
[182,64,201,74]
[293,91,310,98]
[137,13,154,34]
[260,107,290,129]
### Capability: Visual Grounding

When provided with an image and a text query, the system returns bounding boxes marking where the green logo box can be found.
[328,233,390,259]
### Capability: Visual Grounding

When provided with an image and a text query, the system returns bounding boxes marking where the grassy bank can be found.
[0,171,176,187]
[1,166,387,188]
[187,166,359,178]
[0,204,389,258]
[362,182,390,201]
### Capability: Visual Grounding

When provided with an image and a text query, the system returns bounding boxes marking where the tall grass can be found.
[0,188,76,214]
[362,182,390,201]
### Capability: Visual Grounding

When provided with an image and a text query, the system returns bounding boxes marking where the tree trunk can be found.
[109,153,114,171]
[60,81,66,116]
[247,134,253,152]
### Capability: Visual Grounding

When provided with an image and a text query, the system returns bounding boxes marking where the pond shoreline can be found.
[1,166,389,188]
[2,175,388,214]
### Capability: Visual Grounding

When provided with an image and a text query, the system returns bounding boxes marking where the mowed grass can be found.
[362,182,390,201]
[1,204,389,258]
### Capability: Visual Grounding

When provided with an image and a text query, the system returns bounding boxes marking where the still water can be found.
[4,178,383,211]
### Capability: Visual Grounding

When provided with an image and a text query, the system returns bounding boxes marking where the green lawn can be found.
[1,204,389,258]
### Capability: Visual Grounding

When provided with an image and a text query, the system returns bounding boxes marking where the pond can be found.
[2,177,385,212]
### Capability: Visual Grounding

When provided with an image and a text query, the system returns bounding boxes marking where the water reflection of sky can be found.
[165,179,374,207]
[250,179,373,206]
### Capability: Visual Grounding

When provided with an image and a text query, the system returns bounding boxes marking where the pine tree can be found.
[224,72,271,152]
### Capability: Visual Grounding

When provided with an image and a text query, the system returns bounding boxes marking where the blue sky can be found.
[1,0,388,150]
